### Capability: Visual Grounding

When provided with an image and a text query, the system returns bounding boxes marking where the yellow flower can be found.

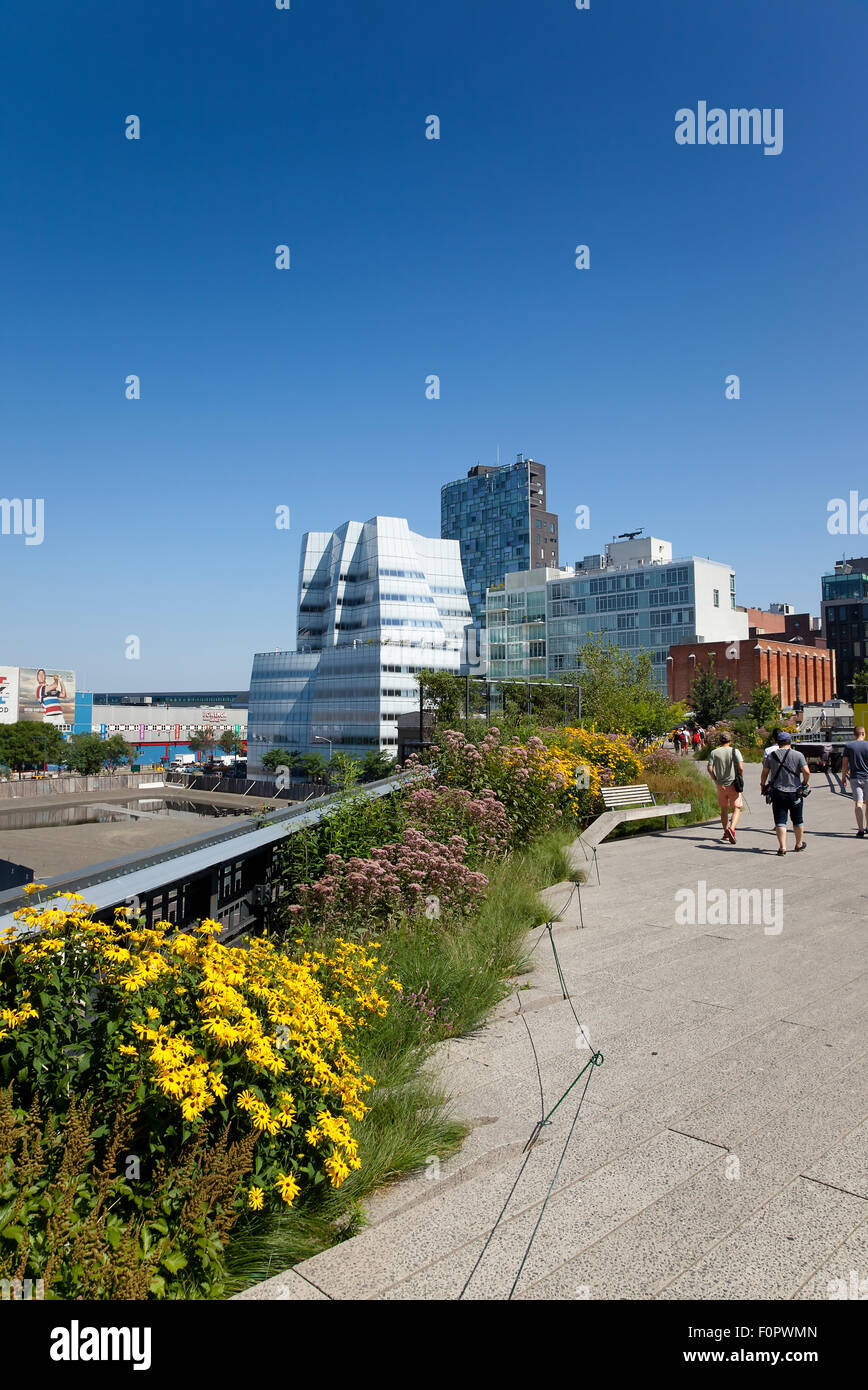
[324,1152,351,1187]
[22,883,47,896]
[248,1185,264,1210]
[118,1044,138,1057]
[275,1171,300,1205]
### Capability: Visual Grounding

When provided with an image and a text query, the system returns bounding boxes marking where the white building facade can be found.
[248,517,472,772]
[486,536,748,690]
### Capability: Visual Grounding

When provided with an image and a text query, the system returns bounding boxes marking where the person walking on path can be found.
[707,731,744,844]
[672,729,683,756]
[760,731,810,855]
[841,726,868,836]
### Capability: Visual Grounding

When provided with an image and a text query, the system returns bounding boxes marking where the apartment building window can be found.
[713,590,720,607]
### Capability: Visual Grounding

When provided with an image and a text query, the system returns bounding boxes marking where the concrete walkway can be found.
[237,764,868,1301]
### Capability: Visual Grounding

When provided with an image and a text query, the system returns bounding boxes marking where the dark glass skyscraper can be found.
[821,557,868,698]
[440,455,559,624]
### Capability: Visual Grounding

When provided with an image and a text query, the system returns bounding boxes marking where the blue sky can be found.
[2,0,866,690]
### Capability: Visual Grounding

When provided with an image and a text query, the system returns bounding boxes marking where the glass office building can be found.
[821,558,868,697]
[486,537,747,692]
[247,517,472,773]
[441,456,559,625]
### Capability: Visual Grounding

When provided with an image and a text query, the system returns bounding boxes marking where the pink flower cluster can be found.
[288,826,489,935]
[426,727,565,842]
[404,785,511,863]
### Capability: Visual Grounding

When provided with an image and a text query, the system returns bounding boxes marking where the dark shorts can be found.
[771,790,804,827]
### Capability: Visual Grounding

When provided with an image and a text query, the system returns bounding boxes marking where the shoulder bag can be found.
[764,749,793,804]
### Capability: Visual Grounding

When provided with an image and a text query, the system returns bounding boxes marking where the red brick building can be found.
[668,636,836,708]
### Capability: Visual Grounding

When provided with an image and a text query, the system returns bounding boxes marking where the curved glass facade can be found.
[248,517,471,772]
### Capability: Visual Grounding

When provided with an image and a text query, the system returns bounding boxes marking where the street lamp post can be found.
[312,735,332,783]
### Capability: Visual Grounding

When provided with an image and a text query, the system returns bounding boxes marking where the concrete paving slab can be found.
[519,1156,791,1301]
[790,1216,868,1300]
[656,1177,867,1300]
[802,1117,868,1199]
[232,1269,329,1300]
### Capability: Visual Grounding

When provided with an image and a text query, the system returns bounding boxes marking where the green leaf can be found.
[162,1251,188,1274]
[1,1223,25,1244]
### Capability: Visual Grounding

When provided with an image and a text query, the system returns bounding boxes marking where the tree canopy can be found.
[0,722,67,773]
[689,655,739,727]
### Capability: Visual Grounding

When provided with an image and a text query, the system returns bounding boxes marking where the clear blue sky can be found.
[2,0,866,690]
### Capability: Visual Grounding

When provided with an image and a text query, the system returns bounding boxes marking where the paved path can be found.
[238,765,868,1301]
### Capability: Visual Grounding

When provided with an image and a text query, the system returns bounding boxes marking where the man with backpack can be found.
[707,730,744,844]
[760,731,810,855]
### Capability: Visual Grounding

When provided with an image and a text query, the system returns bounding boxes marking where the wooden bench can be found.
[580,783,692,852]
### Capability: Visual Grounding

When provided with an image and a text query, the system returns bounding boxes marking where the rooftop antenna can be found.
[496,444,500,467]
[617,530,644,540]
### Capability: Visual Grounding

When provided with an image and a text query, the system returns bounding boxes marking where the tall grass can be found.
[223,826,573,1294]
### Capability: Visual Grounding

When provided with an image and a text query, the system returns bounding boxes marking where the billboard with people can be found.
[16,667,76,725]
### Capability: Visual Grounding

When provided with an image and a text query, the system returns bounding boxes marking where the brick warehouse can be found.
[668,636,836,708]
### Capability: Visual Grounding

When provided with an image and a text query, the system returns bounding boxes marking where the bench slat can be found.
[601,784,654,808]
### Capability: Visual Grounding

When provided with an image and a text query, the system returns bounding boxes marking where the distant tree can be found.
[291,753,329,783]
[187,729,216,762]
[417,669,464,728]
[747,681,781,728]
[690,655,739,728]
[0,721,67,774]
[575,635,683,739]
[262,748,295,774]
[359,749,395,782]
[218,729,245,756]
[65,733,122,776]
[103,734,132,771]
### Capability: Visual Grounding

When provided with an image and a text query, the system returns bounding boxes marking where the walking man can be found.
[760,731,810,855]
[707,730,744,844]
[841,726,868,836]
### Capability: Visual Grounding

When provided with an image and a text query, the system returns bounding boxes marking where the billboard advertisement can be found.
[16,667,76,725]
[0,667,20,722]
